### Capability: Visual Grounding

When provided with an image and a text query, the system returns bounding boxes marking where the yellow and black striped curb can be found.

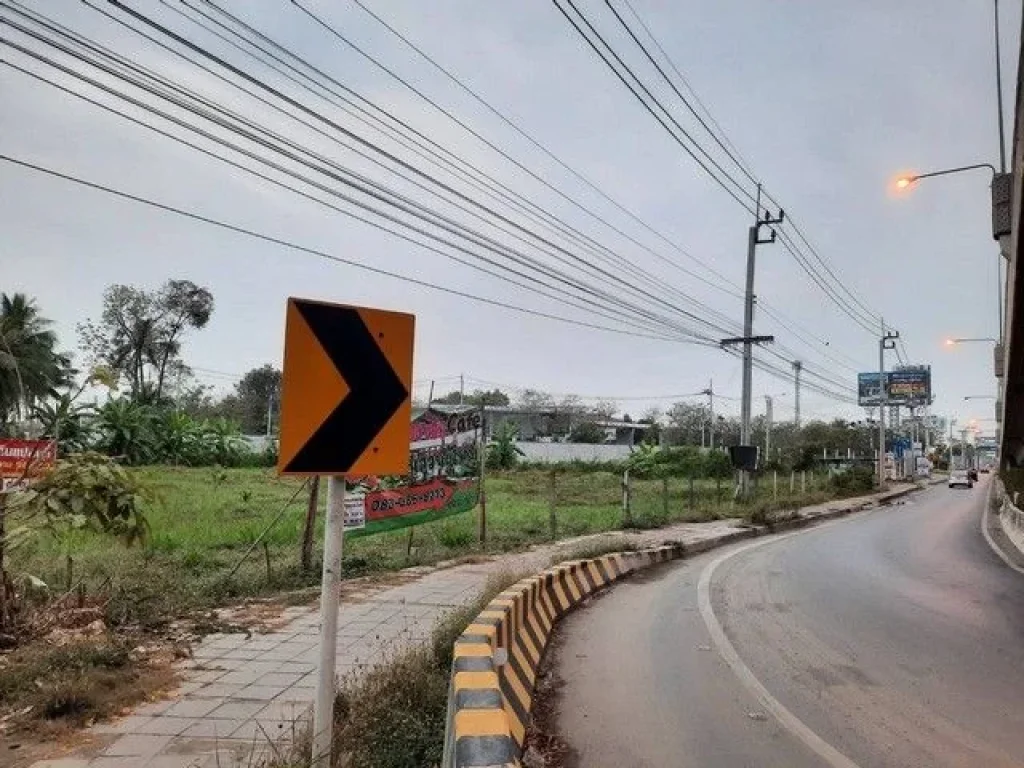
[441,543,698,767]
[440,485,926,766]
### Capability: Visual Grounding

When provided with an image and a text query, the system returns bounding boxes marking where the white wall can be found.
[517,442,632,463]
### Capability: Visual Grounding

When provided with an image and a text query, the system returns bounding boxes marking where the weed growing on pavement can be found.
[551,538,639,565]
[269,570,524,768]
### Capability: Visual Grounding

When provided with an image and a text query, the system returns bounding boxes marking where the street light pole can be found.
[995,0,1007,174]
[878,321,899,489]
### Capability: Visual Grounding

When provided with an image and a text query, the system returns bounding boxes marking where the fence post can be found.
[662,476,669,518]
[789,471,795,495]
[622,469,633,527]
[300,477,320,572]
[688,476,696,508]
[773,470,778,502]
[801,471,807,494]
[478,428,487,548]
[549,469,558,539]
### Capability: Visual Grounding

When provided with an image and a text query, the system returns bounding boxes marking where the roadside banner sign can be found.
[347,406,482,538]
[277,298,414,477]
[0,438,56,493]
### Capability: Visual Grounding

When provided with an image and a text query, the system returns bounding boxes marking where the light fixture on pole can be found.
[893,162,1010,347]
[895,163,997,190]
[945,336,998,346]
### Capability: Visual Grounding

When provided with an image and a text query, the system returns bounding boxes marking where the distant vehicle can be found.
[980,467,991,474]
[949,469,973,489]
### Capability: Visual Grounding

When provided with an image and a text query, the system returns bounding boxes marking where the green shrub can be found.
[331,647,448,768]
[437,525,473,549]
[829,466,875,494]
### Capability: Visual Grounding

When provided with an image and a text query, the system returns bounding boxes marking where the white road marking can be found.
[697,527,864,768]
[981,481,1024,576]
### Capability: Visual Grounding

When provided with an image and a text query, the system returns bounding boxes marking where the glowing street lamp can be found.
[895,163,997,191]
[946,336,997,347]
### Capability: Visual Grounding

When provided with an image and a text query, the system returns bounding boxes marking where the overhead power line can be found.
[1,1,865,409]
[617,0,759,182]
[0,4,730,346]
[177,0,747,335]
[173,0,862,383]
[557,0,887,337]
[0,153,726,344]
[346,0,740,297]
[551,0,757,213]
[346,0,869,382]
[602,0,759,190]
[93,0,742,342]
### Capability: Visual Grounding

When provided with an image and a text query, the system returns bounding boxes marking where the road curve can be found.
[546,480,1024,767]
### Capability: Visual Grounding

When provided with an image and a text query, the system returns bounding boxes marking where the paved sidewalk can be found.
[31,486,914,768]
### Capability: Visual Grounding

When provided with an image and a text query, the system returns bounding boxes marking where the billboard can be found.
[888,366,931,405]
[857,372,886,406]
[857,366,931,407]
[345,407,481,538]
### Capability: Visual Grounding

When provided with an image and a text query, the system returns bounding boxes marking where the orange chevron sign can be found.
[277,298,414,476]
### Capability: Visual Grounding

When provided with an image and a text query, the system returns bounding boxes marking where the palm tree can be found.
[0,293,68,431]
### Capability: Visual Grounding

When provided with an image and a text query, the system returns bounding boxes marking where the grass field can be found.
[1,465,842,742]
[7,466,833,627]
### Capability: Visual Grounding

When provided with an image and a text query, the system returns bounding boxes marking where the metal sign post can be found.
[312,476,345,767]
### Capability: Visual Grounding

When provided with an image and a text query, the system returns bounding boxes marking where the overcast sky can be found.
[2,0,1018,431]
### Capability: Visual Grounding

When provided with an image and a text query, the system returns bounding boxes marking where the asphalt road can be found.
[548,479,1024,768]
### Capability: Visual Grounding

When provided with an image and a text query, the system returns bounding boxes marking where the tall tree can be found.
[79,280,213,403]
[518,389,553,410]
[233,364,281,434]
[665,401,711,446]
[0,293,69,430]
[432,388,510,407]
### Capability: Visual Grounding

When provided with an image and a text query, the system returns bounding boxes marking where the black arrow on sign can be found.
[285,302,408,473]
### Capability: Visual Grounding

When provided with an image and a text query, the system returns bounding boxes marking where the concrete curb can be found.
[440,482,922,767]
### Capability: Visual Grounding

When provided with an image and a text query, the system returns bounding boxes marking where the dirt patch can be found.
[199,569,432,634]
[0,634,180,768]
[523,623,577,768]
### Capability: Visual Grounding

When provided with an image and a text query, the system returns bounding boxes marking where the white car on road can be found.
[949,469,974,489]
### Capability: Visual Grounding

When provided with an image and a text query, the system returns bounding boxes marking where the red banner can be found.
[363,477,476,521]
[0,439,56,479]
